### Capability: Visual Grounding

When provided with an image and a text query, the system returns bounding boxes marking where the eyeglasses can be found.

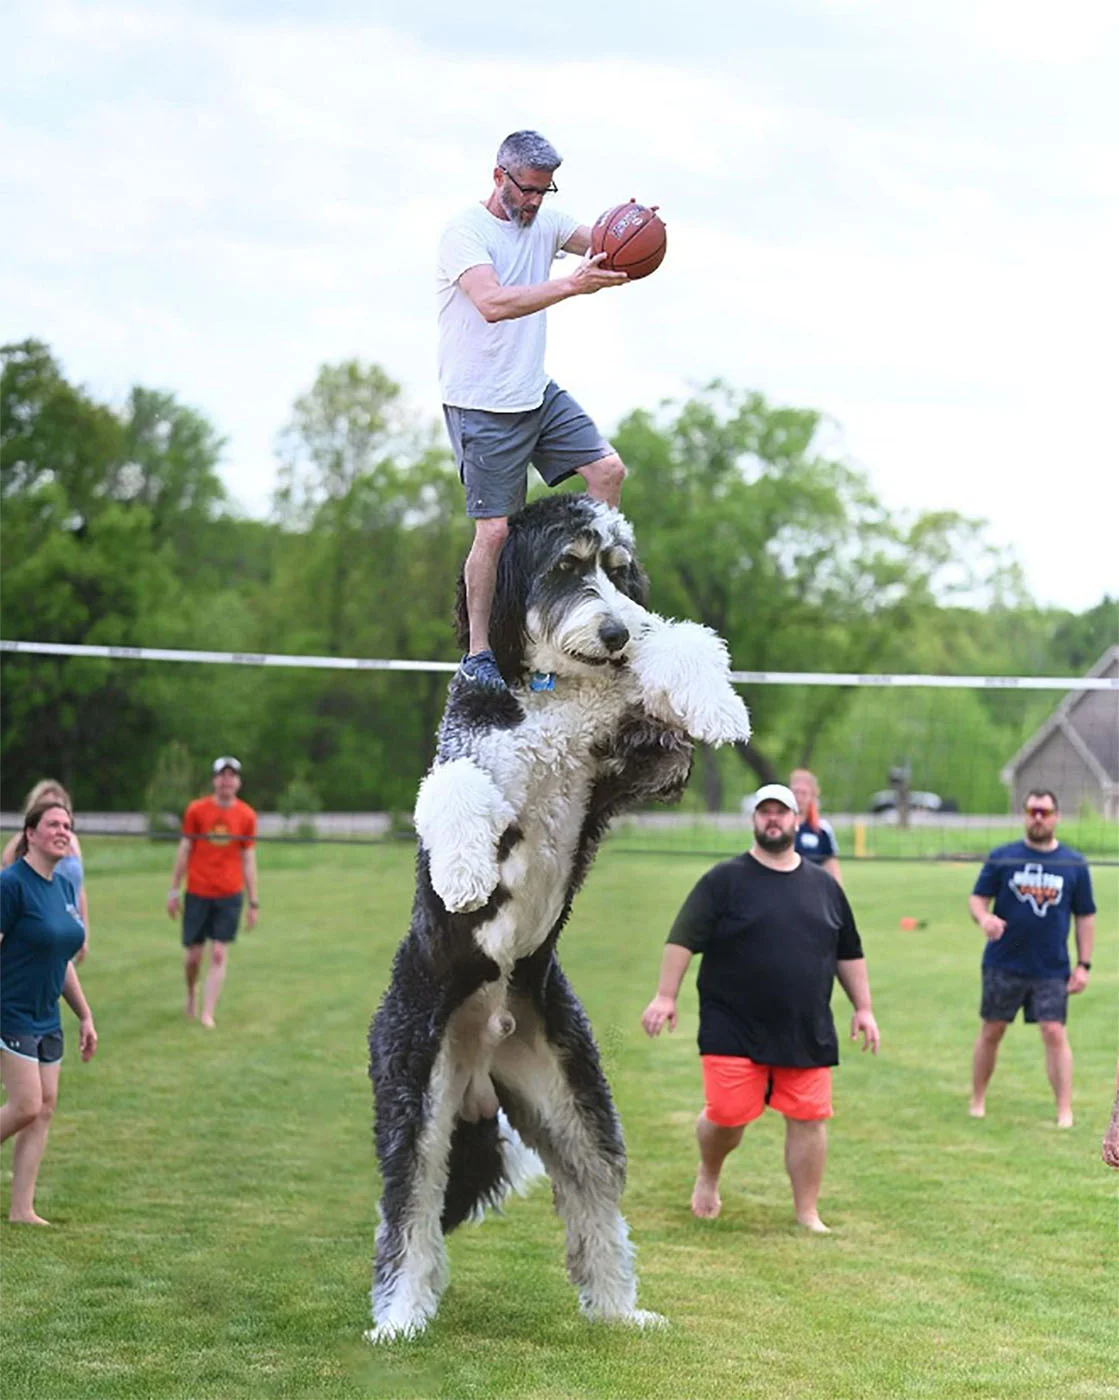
[500,166,558,198]
[1025,807,1057,818]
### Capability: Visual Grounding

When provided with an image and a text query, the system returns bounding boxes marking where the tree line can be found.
[2,339,1113,818]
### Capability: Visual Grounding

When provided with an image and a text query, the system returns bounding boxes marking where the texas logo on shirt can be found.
[1009,863,1064,917]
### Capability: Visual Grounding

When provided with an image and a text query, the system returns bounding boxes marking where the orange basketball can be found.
[590,201,667,281]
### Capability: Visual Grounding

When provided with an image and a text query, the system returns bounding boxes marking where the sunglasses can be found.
[1025,806,1057,818]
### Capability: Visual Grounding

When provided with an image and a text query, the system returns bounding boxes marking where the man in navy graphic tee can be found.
[968,789,1095,1127]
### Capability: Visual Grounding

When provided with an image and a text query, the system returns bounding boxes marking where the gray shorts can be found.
[981,967,1068,1025]
[182,892,243,947]
[443,380,612,519]
[0,1029,64,1064]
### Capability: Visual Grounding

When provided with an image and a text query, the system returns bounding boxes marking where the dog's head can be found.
[454,495,650,684]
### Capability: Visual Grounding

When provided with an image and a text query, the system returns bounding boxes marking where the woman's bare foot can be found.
[1056,1112,1074,1129]
[200,1013,216,1030]
[9,1210,51,1225]
[185,995,197,1020]
[691,1170,722,1219]
[968,1098,986,1119]
[796,1212,830,1234]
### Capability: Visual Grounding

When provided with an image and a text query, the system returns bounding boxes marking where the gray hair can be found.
[496,130,562,174]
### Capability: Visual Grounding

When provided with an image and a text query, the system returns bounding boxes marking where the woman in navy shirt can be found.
[790,769,843,885]
[1,800,97,1225]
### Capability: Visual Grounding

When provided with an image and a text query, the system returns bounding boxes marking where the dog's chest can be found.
[470,696,615,968]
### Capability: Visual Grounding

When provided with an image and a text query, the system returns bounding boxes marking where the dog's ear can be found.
[453,570,470,653]
[620,555,650,608]
[488,522,531,682]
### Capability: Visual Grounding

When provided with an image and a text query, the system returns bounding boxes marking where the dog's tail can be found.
[440,1110,545,1233]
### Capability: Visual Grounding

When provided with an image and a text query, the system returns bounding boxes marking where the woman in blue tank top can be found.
[2,780,88,961]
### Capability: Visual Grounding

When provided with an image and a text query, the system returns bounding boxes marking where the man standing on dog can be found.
[166,757,259,1029]
[968,788,1095,1127]
[641,784,879,1231]
[438,129,630,692]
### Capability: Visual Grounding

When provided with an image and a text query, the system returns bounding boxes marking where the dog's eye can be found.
[557,554,582,572]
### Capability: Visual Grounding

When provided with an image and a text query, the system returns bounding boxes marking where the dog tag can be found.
[529,671,556,692]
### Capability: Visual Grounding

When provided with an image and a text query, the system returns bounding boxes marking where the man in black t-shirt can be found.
[641,783,880,1231]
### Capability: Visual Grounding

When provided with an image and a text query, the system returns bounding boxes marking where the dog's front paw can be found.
[414,758,514,914]
[687,685,752,747]
[630,619,751,748]
[430,857,499,914]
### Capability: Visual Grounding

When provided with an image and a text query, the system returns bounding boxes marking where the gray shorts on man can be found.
[443,381,611,519]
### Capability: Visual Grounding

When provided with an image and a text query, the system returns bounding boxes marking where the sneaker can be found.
[458,649,508,692]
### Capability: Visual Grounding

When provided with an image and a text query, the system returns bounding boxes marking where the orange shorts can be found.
[701,1054,833,1126]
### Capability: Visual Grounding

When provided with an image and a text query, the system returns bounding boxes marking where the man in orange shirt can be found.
[167,757,259,1029]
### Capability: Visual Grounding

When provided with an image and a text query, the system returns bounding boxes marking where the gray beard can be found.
[499,188,533,226]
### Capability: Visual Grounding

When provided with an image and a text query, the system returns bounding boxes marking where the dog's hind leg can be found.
[367,1040,463,1343]
[494,981,665,1330]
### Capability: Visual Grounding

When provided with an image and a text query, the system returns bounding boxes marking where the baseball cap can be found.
[752,783,798,813]
[212,756,242,774]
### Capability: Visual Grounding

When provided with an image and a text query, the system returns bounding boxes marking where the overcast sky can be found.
[4,0,1117,611]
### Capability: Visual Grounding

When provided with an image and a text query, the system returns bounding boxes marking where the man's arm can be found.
[562,225,592,256]
[1067,912,1095,993]
[457,256,627,324]
[968,893,1005,940]
[167,836,191,919]
[640,944,694,1037]
[836,958,880,1053]
[242,846,259,931]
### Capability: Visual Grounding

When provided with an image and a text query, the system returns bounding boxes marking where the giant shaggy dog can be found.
[367,494,751,1341]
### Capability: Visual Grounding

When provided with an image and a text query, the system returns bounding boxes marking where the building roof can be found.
[1000,645,1119,787]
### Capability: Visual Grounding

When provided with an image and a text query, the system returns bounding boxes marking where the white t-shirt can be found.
[436,203,581,412]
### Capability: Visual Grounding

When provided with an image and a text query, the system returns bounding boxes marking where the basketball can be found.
[590,201,667,280]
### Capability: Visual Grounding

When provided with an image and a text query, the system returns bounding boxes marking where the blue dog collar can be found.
[529,671,556,692]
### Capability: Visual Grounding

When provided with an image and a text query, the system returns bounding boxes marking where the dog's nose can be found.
[599,621,630,654]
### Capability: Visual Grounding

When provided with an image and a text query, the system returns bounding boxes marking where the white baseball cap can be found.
[212,756,242,774]
[753,783,798,813]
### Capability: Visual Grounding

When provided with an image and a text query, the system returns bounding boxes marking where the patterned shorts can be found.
[981,968,1068,1025]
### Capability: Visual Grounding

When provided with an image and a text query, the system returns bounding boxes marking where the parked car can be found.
[868,789,943,815]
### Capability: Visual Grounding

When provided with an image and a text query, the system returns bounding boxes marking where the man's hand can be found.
[979,913,1006,941]
[166,891,181,921]
[850,1009,880,1054]
[567,253,629,296]
[641,995,677,1037]
[1067,964,1089,994]
[79,1016,98,1062]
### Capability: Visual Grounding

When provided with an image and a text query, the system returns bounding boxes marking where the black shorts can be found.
[182,892,243,947]
[981,967,1068,1025]
[1,1029,64,1064]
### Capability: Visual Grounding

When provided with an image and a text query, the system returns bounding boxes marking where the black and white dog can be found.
[366,493,750,1342]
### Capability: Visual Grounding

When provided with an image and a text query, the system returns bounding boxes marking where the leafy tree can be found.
[613,384,1020,806]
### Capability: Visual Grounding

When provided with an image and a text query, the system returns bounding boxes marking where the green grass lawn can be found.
[2,837,1116,1399]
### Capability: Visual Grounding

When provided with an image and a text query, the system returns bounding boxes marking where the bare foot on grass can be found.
[9,1210,51,1226]
[200,1014,216,1030]
[1056,1113,1074,1129]
[185,996,197,1020]
[968,1099,986,1119]
[796,1213,831,1234]
[691,1171,721,1219]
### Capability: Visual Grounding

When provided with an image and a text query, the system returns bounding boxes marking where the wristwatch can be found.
[1077,960,1091,971]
